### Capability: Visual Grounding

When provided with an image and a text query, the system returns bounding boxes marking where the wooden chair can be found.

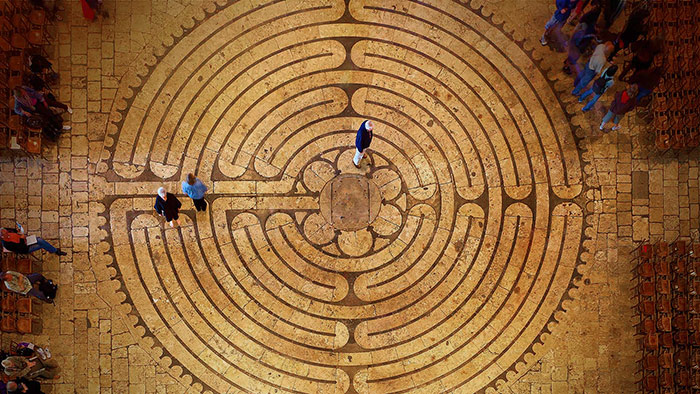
[16,316,30,333]
[16,297,31,314]
[0,314,16,332]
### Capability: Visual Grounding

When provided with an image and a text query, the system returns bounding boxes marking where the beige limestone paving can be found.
[0,0,697,393]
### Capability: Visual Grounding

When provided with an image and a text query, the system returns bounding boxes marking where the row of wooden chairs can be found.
[647,1,699,152]
[0,252,41,334]
[0,0,54,156]
[634,241,700,392]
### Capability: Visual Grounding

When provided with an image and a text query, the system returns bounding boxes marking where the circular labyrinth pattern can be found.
[104,1,585,393]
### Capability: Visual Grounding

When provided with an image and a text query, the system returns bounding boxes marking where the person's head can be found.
[603,41,615,55]
[6,381,18,392]
[12,87,26,100]
[604,65,618,77]
[366,120,374,131]
[628,84,639,97]
[187,173,196,185]
[157,187,167,199]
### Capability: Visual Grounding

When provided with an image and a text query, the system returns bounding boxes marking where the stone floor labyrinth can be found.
[100,0,585,393]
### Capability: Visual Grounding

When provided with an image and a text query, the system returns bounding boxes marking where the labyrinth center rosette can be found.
[105,1,584,393]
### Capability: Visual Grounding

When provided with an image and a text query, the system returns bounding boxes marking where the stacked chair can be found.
[0,252,39,334]
[0,0,54,156]
[634,240,700,392]
[647,0,700,151]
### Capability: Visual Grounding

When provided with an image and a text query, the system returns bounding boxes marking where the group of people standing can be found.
[540,0,663,132]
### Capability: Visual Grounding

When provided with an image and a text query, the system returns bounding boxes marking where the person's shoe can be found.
[353,161,360,169]
[55,249,67,256]
[540,36,547,46]
[599,123,605,130]
[67,106,73,114]
[62,125,71,131]
[578,97,584,103]
[612,125,621,131]
[169,221,174,227]
[582,107,590,112]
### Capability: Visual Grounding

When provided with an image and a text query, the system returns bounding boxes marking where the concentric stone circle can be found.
[103,0,584,393]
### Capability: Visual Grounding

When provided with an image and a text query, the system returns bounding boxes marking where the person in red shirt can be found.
[599,84,639,132]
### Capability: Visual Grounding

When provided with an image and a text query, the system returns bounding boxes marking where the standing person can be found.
[540,0,576,46]
[572,41,613,95]
[1,356,60,380]
[627,66,662,101]
[599,84,639,132]
[609,6,650,60]
[353,120,374,168]
[1,271,55,303]
[1,225,67,256]
[181,174,208,212]
[563,22,596,75]
[7,377,45,394]
[154,187,182,227]
[579,65,618,111]
[619,38,663,80]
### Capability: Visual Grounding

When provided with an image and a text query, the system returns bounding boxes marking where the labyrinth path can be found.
[102,0,585,392]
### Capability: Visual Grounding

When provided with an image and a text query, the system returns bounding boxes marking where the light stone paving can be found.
[0,0,697,393]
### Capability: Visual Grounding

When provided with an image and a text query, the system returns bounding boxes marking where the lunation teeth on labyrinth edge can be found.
[103,0,584,393]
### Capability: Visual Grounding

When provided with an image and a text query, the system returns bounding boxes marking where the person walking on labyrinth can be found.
[353,120,374,168]
[181,174,208,212]
[154,187,182,227]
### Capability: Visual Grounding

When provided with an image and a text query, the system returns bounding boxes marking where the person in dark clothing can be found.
[576,4,601,29]
[7,377,45,394]
[609,6,650,60]
[1,226,66,256]
[563,22,596,74]
[628,67,662,101]
[23,75,72,114]
[601,0,626,30]
[619,38,663,80]
[540,0,577,46]
[154,187,182,227]
[1,272,54,303]
[599,84,639,132]
[353,120,374,168]
[13,86,70,140]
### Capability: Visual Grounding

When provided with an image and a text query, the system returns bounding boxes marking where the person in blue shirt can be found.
[540,0,577,46]
[353,120,374,168]
[181,174,208,212]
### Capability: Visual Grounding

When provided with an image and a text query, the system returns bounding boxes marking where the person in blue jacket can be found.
[353,120,374,168]
[540,0,577,46]
[181,173,208,212]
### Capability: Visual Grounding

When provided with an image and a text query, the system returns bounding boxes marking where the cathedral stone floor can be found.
[1,0,698,393]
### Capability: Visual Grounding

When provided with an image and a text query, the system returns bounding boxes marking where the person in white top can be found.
[572,42,614,96]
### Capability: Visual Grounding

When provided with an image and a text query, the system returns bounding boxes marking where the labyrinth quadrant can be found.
[102,0,585,393]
